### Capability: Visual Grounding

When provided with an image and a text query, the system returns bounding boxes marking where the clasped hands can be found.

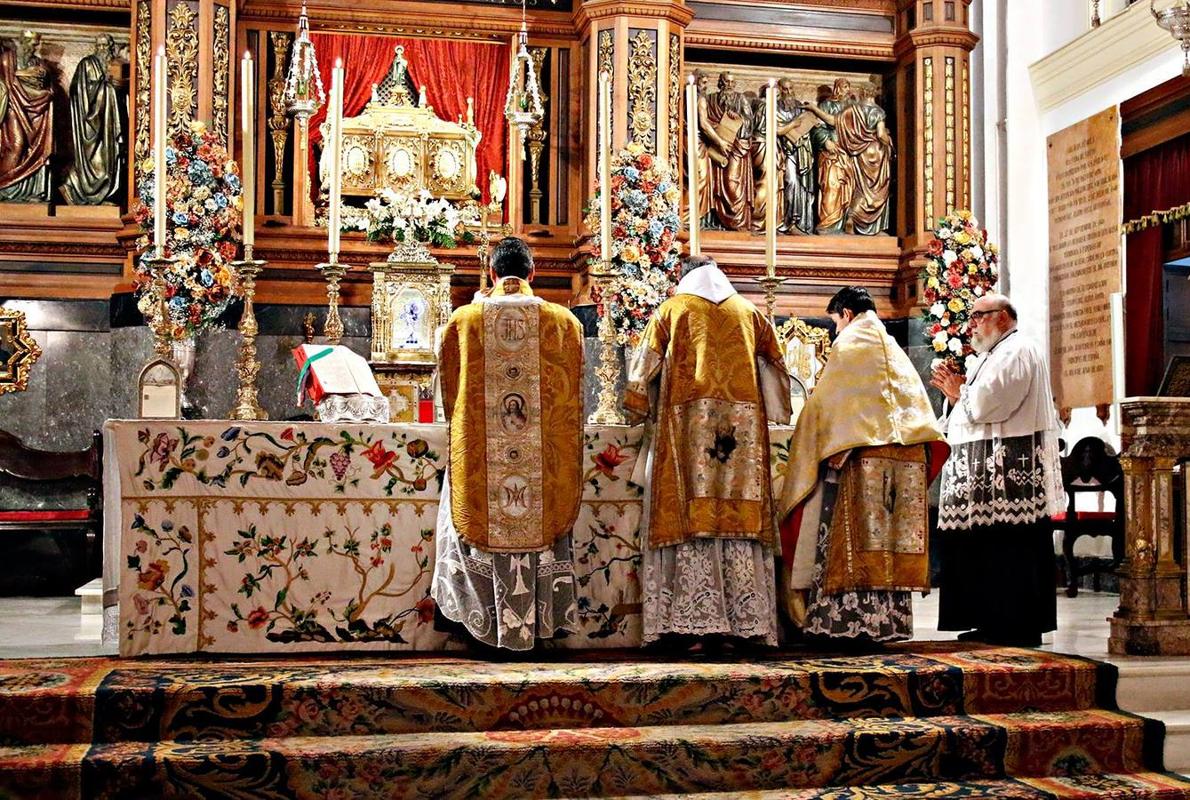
[930,361,965,405]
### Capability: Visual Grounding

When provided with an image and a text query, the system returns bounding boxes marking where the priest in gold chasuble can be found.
[624,255,791,647]
[431,237,584,650]
[777,287,948,643]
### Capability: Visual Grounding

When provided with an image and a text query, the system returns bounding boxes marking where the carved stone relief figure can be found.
[0,31,54,202]
[705,70,753,231]
[749,82,772,233]
[691,69,715,226]
[806,79,854,235]
[62,33,125,205]
[775,78,816,235]
[835,83,892,235]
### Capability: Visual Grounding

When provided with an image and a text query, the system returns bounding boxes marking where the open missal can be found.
[292,344,382,406]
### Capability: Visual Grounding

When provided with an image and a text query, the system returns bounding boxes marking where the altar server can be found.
[930,292,1064,647]
[431,236,585,651]
[778,286,947,644]
[624,254,790,648]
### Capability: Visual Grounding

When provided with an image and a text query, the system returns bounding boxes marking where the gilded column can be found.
[577,0,694,195]
[892,0,977,313]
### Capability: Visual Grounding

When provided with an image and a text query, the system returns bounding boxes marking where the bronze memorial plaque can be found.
[1047,107,1122,411]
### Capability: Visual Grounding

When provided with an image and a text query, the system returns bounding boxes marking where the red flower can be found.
[280,428,295,442]
[929,323,942,336]
[928,238,944,256]
[593,444,628,479]
[246,607,270,629]
[150,432,178,468]
[415,596,435,623]
[362,441,398,476]
[947,272,963,289]
[638,153,653,170]
[137,559,170,591]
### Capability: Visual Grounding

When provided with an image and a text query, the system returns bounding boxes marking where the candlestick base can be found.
[588,264,626,426]
[142,253,179,359]
[316,258,350,345]
[229,248,268,421]
[753,274,787,323]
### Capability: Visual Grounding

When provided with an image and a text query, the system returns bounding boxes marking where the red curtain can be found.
[401,38,509,205]
[307,34,396,191]
[307,33,510,205]
[1122,134,1190,395]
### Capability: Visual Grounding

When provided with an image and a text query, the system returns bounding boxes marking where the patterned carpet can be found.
[0,644,1185,798]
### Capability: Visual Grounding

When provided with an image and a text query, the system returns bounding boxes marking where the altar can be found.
[104,420,796,657]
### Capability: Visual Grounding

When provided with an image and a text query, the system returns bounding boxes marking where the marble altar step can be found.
[0,710,1169,799]
[1114,660,1190,773]
[0,647,1111,745]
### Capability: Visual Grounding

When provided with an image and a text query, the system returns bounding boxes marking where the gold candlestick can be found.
[229,245,267,420]
[753,274,787,323]
[588,261,626,426]
[316,257,349,344]
[142,253,178,358]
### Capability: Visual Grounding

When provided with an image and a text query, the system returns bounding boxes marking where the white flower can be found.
[973,286,984,296]
[930,302,945,318]
[939,228,953,240]
[931,357,944,370]
[970,245,983,261]
[965,354,980,371]
[949,337,963,354]
[942,250,957,266]
[932,331,948,345]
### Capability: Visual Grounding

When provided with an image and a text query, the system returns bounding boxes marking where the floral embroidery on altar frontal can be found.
[225,522,435,644]
[134,425,443,496]
[126,514,194,639]
[583,429,644,496]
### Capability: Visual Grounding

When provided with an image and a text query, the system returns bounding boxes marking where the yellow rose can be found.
[967,263,977,274]
[626,142,644,156]
[947,298,963,313]
[933,340,947,352]
[621,243,641,263]
[927,277,940,290]
[953,231,970,246]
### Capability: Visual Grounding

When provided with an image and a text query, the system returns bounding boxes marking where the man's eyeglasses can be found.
[970,309,1003,321]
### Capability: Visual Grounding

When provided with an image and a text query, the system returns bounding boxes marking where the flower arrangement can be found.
[921,210,1000,373]
[584,141,682,346]
[133,120,243,339]
[350,188,478,249]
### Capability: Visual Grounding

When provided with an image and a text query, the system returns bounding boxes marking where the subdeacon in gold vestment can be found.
[625,291,788,549]
[436,277,584,553]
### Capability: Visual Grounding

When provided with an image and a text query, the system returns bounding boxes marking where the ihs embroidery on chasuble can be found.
[482,301,545,550]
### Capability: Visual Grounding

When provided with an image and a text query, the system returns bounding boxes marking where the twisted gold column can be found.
[229,246,267,420]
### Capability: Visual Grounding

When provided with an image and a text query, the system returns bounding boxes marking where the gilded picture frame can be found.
[0,308,42,396]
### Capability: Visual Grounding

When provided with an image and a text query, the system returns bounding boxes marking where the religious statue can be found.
[807,79,854,235]
[690,69,715,226]
[0,31,54,203]
[706,71,753,231]
[835,83,892,235]
[749,83,774,233]
[62,34,125,206]
[775,78,816,235]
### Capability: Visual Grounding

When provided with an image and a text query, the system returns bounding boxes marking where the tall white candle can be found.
[240,51,255,249]
[598,70,612,266]
[153,45,167,256]
[685,76,699,257]
[765,78,777,278]
[327,59,344,258]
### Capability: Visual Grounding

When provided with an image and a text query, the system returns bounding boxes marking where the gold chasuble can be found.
[437,277,584,553]
[624,274,789,549]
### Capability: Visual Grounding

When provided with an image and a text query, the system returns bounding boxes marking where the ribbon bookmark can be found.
[295,346,336,405]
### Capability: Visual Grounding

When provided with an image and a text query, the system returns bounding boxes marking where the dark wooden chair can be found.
[1052,436,1124,598]
[0,430,103,581]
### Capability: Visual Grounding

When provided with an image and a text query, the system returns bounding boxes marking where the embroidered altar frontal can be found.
[106,421,796,656]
